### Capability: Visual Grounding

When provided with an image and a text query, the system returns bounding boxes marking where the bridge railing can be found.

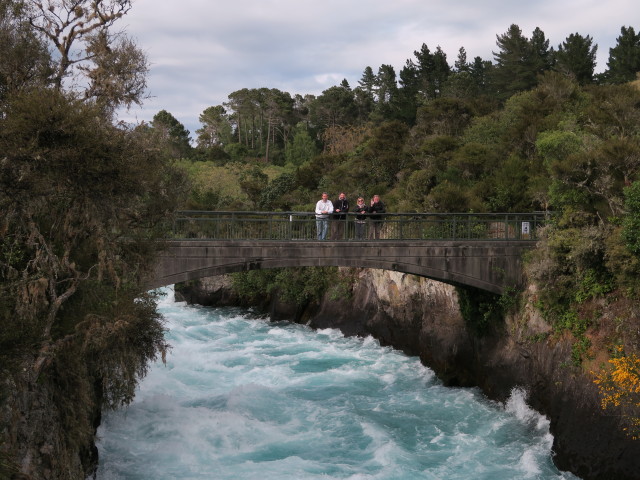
[170,211,547,241]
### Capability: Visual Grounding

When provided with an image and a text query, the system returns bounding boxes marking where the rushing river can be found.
[94,288,580,480]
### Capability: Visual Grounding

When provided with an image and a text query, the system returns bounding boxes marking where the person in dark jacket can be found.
[353,196,369,240]
[369,194,385,239]
[331,192,349,240]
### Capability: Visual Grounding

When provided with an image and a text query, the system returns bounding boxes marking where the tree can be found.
[372,64,398,120]
[0,0,53,104]
[604,26,640,84]
[404,43,451,101]
[454,47,470,72]
[360,120,409,186]
[555,33,598,84]
[491,24,546,99]
[309,84,357,131]
[25,0,148,113]
[224,87,295,161]
[239,166,269,208]
[375,64,398,104]
[262,88,295,163]
[622,181,640,255]
[0,2,188,477]
[431,46,452,97]
[152,109,192,159]
[285,126,318,166]
[358,66,377,97]
[0,88,188,479]
[529,27,554,75]
[196,105,233,148]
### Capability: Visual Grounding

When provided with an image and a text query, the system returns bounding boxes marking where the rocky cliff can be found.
[178,269,640,480]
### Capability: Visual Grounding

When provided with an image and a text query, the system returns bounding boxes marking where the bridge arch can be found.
[149,240,534,294]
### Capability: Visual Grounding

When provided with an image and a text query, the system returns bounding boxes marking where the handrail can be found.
[169,211,548,242]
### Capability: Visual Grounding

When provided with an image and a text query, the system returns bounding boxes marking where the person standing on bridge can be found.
[331,192,350,240]
[315,192,333,240]
[353,197,369,240]
[369,194,385,240]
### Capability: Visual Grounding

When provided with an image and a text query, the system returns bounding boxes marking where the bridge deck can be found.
[150,211,545,294]
[151,239,535,295]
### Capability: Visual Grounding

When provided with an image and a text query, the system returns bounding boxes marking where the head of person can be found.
[357,197,364,204]
[321,192,329,201]
[373,195,380,202]
[339,192,346,200]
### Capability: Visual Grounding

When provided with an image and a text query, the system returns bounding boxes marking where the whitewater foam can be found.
[95,290,579,480]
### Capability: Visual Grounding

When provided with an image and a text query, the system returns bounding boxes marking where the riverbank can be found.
[177,270,640,480]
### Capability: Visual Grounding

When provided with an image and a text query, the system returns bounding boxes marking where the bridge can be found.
[150,211,546,294]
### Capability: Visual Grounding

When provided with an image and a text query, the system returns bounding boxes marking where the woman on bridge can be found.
[353,197,369,240]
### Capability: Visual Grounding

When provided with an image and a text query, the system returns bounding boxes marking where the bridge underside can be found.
[149,240,533,295]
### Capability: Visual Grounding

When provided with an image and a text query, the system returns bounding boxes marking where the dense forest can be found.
[2,0,640,477]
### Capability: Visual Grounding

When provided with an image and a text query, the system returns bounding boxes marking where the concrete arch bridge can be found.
[149,211,546,295]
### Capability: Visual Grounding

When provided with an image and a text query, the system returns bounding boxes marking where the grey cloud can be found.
[119,0,637,136]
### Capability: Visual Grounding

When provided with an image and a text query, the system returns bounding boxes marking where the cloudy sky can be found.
[118,0,638,138]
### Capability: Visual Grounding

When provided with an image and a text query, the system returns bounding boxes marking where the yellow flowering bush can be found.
[594,347,640,439]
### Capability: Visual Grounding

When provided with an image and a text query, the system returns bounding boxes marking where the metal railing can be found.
[169,211,548,241]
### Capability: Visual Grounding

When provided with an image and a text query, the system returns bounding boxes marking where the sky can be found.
[118,0,639,139]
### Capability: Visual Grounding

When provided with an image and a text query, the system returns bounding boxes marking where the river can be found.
[94,287,580,479]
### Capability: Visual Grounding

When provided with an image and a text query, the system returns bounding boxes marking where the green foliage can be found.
[231,267,349,308]
[190,145,231,164]
[456,286,505,336]
[259,173,296,210]
[571,336,592,366]
[239,166,269,208]
[273,267,335,306]
[555,33,597,85]
[230,269,279,304]
[604,26,640,84]
[152,109,192,159]
[536,130,584,167]
[285,128,318,166]
[554,309,591,336]
[622,181,640,255]
[491,24,547,100]
[605,226,640,292]
[0,86,185,411]
[574,268,614,303]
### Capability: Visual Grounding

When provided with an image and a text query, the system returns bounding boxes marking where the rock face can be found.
[179,269,640,480]
[1,367,101,480]
[175,276,241,307]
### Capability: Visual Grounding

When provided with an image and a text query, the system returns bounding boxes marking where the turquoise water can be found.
[94,289,580,480]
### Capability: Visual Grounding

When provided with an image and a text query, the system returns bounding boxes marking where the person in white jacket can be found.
[314,192,333,240]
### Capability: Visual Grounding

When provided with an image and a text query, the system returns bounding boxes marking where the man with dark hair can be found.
[331,192,349,240]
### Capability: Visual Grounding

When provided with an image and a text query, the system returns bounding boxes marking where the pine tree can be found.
[491,24,542,99]
[605,26,640,84]
[555,33,597,84]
